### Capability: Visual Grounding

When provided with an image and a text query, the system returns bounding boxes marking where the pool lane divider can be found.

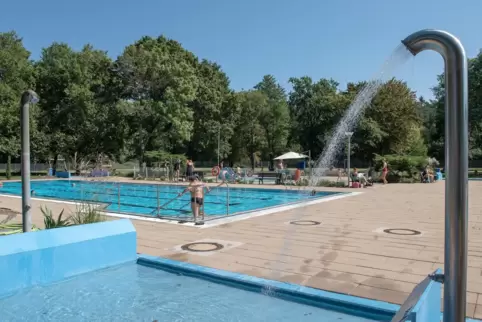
[0,219,137,298]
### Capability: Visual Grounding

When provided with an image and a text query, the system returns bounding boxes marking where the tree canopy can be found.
[1,30,480,169]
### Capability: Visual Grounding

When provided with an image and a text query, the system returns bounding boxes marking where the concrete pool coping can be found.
[137,254,482,322]
[0,180,362,228]
[137,253,397,320]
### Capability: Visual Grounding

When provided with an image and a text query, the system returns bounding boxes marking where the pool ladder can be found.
[117,183,121,211]
[138,182,230,219]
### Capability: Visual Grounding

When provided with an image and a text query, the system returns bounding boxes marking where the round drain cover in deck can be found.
[383,228,421,236]
[290,220,321,226]
[181,242,224,252]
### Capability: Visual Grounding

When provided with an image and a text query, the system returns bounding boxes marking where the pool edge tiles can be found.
[137,254,397,321]
[102,191,362,228]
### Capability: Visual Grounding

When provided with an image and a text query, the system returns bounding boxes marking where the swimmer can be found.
[310,189,316,196]
[179,176,209,225]
[31,189,35,196]
[179,176,223,225]
[71,183,76,187]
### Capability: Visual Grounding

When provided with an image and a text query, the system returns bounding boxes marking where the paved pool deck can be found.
[1,179,482,318]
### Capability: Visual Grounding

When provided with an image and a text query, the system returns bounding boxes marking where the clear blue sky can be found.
[1,0,481,99]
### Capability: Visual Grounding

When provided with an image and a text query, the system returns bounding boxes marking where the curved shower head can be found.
[401,29,466,58]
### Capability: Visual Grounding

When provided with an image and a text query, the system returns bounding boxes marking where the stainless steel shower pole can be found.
[20,90,39,233]
[402,29,469,322]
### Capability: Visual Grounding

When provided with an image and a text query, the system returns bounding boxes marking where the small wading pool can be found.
[0,257,391,322]
[0,180,343,219]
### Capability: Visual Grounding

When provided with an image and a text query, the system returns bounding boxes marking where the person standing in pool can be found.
[179,176,210,225]
[186,159,194,178]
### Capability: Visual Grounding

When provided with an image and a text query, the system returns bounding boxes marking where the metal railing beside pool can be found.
[0,179,319,223]
[223,181,229,216]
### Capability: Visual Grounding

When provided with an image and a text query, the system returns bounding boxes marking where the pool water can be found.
[0,262,377,322]
[0,180,341,219]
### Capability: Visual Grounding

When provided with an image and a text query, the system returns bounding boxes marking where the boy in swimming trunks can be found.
[179,176,210,225]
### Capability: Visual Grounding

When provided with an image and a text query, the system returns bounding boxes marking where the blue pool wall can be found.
[407,269,442,322]
[0,219,136,297]
[138,254,399,321]
[138,256,477,322]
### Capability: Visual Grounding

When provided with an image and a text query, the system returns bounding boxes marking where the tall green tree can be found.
[0,31,36,178]
[231,91,267,168]
[188,60,236,161]
[254,75,290,156]
[416,96,439,158]
[350,79,425,161]
[35,43,122,169]
[288,77,345,158]
[114,36,198,165]
[123,99,176,166]
[428,53,482,160]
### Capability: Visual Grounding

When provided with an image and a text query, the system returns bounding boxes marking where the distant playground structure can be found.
[47,153,112,179]
[212,166,254,183]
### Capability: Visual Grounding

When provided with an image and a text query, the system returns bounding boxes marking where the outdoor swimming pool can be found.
[0,260,383,322]
[0,180,343,220]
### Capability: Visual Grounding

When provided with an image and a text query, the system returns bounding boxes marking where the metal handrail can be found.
[223,182,230,216]
[152,187,183,217]
[118,183,121,211]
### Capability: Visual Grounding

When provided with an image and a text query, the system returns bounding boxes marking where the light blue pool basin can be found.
[0,220,393,321]
[0,257,390,322]
[0,180,342,219]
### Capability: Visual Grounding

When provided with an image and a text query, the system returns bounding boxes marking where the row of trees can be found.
[1,31,481,172]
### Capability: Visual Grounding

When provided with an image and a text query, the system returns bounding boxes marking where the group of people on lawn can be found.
[338,160,389,187]
[338,159,440,186]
